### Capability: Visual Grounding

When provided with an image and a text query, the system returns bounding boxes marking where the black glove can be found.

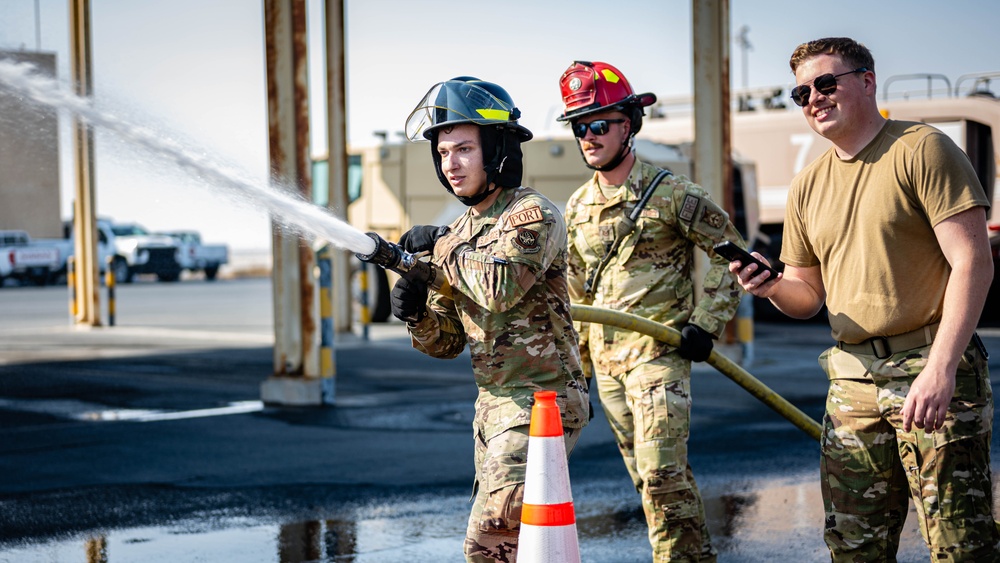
[390,276,429,323]
[678,324,714,362]
[398,225,449,254]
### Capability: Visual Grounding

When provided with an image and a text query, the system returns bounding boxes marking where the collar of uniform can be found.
[454,186,518,238]
[622,158,647,199]
[580,157,645,206]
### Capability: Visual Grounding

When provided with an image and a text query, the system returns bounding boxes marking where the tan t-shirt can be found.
[781,120,989,343]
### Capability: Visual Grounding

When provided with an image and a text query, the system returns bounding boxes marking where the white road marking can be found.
[0,398,264,422]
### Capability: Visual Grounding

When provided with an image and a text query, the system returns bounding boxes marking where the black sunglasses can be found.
[572,118,625,138]
[790,67,868,107]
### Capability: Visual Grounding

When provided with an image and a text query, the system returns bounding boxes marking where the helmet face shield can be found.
[405,79,530,142]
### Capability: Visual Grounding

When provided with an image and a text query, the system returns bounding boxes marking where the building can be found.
[0,50,61,237]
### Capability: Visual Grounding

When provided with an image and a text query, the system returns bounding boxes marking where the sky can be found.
[0,0,998,253]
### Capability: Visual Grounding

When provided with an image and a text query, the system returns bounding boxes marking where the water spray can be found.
[0,58,376,256]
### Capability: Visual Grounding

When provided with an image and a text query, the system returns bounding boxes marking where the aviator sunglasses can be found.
[789,67,868,107]
[572,118,625,138]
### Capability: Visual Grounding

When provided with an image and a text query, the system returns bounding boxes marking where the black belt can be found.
[837,323,940,359]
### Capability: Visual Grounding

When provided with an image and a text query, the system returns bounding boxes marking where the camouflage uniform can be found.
[565,159,744,562]
[779,118,999,560]
[819,342,998,562]
[406,185,589,563]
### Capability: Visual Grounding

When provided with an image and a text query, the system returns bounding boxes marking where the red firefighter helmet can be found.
[556,61,656,126]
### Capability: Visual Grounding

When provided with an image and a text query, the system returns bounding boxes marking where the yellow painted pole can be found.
[358,265,370,341]
[105,256,115,326]
[736,294,754,365]
[69,0,101,327]
[317,245,334,379]
[67,256,77,319]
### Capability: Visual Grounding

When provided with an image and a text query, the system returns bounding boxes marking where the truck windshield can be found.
[111,225,150,236]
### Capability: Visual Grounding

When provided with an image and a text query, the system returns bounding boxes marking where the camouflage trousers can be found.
[819,340,999,562]
[463,424,582,563]
[595,353,716,562]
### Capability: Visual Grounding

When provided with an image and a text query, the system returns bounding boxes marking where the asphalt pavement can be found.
[1,281,998,562]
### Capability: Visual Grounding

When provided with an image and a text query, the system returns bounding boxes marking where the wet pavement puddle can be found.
[0,471,951,562]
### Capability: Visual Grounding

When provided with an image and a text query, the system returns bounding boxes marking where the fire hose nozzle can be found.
[355,232,409,271]
[355,232,448,293]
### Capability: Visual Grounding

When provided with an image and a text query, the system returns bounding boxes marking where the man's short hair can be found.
[789,37,875,74]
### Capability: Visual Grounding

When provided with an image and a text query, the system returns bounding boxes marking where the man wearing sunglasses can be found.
[557,60,746,562]
[731,37,998,561]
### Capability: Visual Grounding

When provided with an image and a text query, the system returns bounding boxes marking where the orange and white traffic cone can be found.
[517,390,581,563]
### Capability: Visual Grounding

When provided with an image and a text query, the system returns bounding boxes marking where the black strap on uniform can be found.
[583,168,672,299]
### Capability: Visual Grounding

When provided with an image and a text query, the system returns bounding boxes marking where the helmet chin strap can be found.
[450,147,507,207]
[433,152,507,207]
[432,125,525,207]
[455,181,501,206]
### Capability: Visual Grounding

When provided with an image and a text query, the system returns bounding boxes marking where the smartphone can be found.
[713,241,780,280]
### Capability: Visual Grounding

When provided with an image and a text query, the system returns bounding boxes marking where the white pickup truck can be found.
[158,230,228,280]
[31,219,183,284]
[99,221,183,283]
[0,230,64,286]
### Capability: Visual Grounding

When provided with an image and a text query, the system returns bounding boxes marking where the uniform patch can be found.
[507,206,544,228]
[640,208,660,219]
[513,227,540,253]
[700,208,726,229]
[477,229,501,248]
[679,194,700,223]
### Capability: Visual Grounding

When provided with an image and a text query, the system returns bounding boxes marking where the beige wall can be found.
[348,134,698,240]
[0,50,61,238]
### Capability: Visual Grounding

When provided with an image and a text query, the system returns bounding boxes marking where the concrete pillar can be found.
[324,0,353,334]
[69,0,101,327]
[260,0,333,406]
[693,0,740,351]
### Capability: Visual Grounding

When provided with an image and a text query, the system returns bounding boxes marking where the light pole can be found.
[736,25,752,90]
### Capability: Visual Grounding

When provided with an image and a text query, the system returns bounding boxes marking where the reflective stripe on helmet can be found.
[600,68,621,83]
[556,60,656,123]
[476,108,510,121]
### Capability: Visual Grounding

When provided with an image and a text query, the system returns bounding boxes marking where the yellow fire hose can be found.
[570,304,823,442]
[572,306,1000,531]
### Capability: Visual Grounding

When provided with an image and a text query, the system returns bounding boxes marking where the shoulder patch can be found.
[679,194,700,223]
[507,205,544,229]
[512,227,541,253]
[640,208,660,219]
[700,208,726,229]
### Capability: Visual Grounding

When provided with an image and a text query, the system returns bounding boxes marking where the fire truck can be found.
[640,71,1000,322]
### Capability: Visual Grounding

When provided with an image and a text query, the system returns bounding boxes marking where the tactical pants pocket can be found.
[634,363,690,445]
[929,345,991,451]
[476,482,524,535]
[474,427,529,534]
[898,433,998,558]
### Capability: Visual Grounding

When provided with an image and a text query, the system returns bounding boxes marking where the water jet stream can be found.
[0,58,376,256]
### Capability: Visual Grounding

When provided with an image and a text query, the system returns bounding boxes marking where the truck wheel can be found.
[48,268,67,286]
[157,271,181,282]
[984,258,1000,326]
[204,265,220,281]
[369,266,391,323]
[112,257,132,284]
[351,262,392,323]
[28,269,51,286]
